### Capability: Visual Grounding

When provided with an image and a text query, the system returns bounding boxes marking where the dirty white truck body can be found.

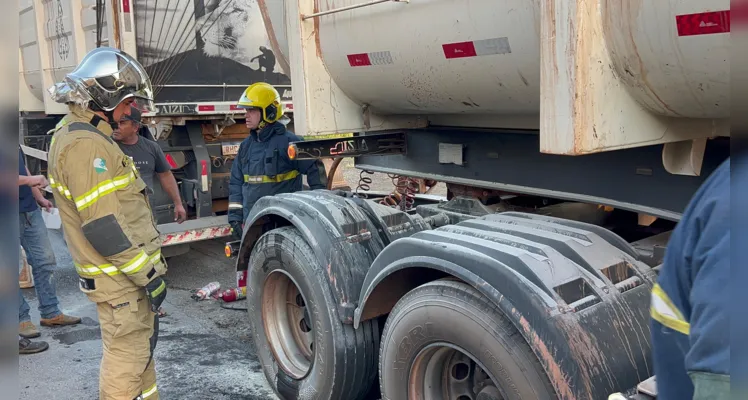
[230,1,731,399]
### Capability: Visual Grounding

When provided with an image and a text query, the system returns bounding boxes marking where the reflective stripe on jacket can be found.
[228,122,326,224]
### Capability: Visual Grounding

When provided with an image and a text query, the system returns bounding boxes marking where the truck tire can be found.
[247,226,379,400]
[379,280,557,400]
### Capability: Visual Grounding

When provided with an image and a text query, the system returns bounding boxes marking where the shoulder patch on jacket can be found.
[93,158,108,174]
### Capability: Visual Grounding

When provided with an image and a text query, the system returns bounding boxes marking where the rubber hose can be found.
[326,157,344,190]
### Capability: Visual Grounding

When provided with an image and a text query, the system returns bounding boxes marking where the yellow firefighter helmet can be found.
[237,82,283,124]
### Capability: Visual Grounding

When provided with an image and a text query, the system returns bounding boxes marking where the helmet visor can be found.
[130,96,156,113]
[236,91,257,109]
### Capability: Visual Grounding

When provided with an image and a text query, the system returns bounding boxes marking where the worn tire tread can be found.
[378,279,557,400]
[248,226,379,400]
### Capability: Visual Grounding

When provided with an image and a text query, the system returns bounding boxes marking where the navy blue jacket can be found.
[228,122,325,224]
[651,158,730,399]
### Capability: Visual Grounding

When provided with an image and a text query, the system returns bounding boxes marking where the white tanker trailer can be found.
[227,1,731,399]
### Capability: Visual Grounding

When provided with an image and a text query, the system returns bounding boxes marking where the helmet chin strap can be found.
[89,102,119,130]
[104,110,119,130]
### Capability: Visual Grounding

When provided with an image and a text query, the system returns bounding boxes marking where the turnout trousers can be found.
[97,289,159,400]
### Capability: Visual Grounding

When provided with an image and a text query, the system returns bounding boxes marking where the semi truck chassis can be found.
[230,128,729,399]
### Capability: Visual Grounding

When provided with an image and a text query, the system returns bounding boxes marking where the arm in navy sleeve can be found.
[228,141,246,224]
[684,162,731,400]
[298,159,327,190]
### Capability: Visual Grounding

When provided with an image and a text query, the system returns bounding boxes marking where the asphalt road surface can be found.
[19,228,277,399]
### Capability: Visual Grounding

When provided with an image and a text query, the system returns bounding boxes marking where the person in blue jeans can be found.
[18,147,81,340]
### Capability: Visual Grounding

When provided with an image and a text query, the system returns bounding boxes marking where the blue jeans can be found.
[19,209,61,322]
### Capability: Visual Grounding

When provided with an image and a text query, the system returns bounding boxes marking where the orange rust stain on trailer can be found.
[624,14,680,116]
[571,0,593,154]
[258,0,291,75]
[605,0,681,117]
[312,0,323,59]
[546,0,558,79]
[518,315,575,400]
[607,296,652,381]
[558,316,615,394]
[539,0,560,150]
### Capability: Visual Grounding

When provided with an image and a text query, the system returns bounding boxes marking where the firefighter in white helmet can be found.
[46,46,165,400]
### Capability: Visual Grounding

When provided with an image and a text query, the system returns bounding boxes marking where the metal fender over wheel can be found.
[379,280,557,400]
[247,226,380,400]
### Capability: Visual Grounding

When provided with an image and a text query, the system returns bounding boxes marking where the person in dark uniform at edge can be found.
[112,106,187,224]
[646,157,730,399]
[227,82,326,240]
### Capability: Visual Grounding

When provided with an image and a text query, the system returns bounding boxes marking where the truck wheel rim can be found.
[408,343,503,400]
[262,271,315,379]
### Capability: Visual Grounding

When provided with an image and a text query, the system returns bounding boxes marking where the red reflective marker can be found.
[676,10,730,36]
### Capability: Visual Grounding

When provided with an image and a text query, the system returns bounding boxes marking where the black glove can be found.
[230,221,243,241]
[145,277,167,312]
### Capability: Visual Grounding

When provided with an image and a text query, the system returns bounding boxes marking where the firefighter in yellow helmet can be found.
[227,82,327,239]
[46,47,165,400]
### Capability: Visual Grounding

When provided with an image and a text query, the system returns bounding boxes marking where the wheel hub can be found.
[409,344,503,400]
[261,271,315,379]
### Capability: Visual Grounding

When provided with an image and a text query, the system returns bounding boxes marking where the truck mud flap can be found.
[235,190,432,323]
[356,212,658,399]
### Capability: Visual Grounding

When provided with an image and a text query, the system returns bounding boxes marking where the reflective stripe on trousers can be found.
[140,383,158,398]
